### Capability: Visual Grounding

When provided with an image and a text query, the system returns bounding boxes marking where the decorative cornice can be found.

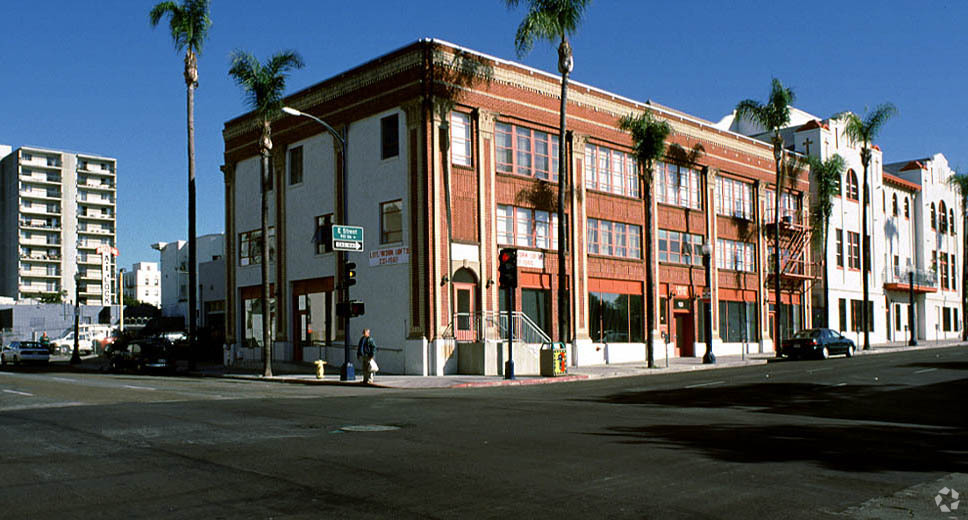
[223,48,424,141]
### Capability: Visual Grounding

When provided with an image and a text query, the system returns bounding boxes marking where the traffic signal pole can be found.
[498,248,517,380]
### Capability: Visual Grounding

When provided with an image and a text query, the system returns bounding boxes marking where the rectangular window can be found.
[850,299,863,332]
[495,122,560,181]
[839,298,847,332]
[847,231,860,269]
[588,291,644,343]
[835,229,844,267]
[314,214,332,254]
[941,253,949,290]
[943,307,951,332]
[381,114,399,159]
[715,177,753,220]
[587,218,641,259]
[451,112,472,166]
[584,144,639,198]
[716,238,756,272]
[288,146,303,185]
[239,227,275,266]
[717,301,759,342]
[895,303,902,331]
[655,162,701,210]
[380,200,403,244]
[497,205,559,250]
[657,229,704,266]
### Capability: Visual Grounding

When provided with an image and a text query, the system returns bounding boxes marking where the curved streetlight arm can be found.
[282,107,345,149]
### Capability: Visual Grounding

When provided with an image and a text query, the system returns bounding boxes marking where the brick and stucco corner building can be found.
[221,39,812,375]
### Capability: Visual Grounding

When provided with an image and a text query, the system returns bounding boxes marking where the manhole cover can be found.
[340,424,401,432]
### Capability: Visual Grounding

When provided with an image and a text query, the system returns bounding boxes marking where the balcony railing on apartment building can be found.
[883,266,938,292]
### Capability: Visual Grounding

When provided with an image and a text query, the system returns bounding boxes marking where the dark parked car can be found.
[105,337,175,373]
[779,328,855,360]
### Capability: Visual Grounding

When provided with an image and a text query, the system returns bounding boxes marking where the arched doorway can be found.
[452,268,479,341]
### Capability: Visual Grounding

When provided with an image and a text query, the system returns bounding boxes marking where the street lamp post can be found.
[282,107,354,381]
[702,243,716,364]
[908,269,917,346]
[71,272,81,364]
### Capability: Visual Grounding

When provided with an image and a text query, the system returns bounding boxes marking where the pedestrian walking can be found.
[357,328,378,384]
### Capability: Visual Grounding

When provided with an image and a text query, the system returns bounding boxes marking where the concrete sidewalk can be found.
[59,338,964,389]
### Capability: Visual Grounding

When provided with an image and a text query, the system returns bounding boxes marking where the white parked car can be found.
[51,330,94,355]
[1,341,50,366]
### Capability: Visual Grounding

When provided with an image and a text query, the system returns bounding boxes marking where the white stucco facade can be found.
[123,261,161,307]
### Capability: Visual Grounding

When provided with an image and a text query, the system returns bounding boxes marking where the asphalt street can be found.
[0,347,965,519]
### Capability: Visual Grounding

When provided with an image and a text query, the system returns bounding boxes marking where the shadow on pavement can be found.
[900,361,968,371]
[591,378,968,473]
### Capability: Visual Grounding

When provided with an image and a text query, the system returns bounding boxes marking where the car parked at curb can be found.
[1,341,51,366]
[105,337,175,373]
[779,328,856,360]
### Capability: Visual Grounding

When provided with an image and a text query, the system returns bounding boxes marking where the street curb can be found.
[451,374,590,388]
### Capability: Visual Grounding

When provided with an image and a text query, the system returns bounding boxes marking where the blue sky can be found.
[2,1,966,269]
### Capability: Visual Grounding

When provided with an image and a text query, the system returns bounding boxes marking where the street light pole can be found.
[119,269,125,334]
[282,107,354,381]
[702,243,716,364]
[908,269,917,346]
[71,273,81,364]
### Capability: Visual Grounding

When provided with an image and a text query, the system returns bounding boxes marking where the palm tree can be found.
[619,111,671,368]
[149,0,211,360]
[838,103,897,350]
[807,154,846,327]
[946,171,968,340]
[505,0,591,345]
[734,78,795,349]
[228,50,305,377]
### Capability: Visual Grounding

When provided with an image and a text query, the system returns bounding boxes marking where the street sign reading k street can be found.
[332,225,364,252]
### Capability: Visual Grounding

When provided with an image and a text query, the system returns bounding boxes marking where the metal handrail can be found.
[449,311,553,344]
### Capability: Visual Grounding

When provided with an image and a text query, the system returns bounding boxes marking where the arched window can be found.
[904,197,910,218]
[892,194,898,216]
[846,170,859,201]
[940,201,948,233]
[950,209,956,235]
[931,203,937,229]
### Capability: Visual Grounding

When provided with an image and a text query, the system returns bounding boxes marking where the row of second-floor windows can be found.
[716,238,756,272]
[655,161,702,210]
[497,205,559,250]
[584,144,639,198]
[587,218,641,259]
[715,177,753,220]
[496,122,560,181]
[658,229,703,266]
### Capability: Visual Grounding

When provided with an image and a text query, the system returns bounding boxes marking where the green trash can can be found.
[540,343,568,376]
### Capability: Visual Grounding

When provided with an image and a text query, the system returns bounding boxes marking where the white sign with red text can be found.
[518,250,544,269]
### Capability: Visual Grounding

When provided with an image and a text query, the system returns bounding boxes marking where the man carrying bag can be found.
[357,328,377,384]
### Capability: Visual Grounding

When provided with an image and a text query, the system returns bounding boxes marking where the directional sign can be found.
[332,225,364,252]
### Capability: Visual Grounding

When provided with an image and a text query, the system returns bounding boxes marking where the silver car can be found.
[1,341,51,366]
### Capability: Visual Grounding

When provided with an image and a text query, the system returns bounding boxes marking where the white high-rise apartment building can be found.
[0,146,118,305]
[123,261,161,307]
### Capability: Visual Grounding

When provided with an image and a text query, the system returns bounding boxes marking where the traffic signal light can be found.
[345,262,357,288]
[498,248,517,288]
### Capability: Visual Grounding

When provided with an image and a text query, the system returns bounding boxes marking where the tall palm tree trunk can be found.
[644,181,655,367]
[773,152,782,350]
[556,43,569,346]
[963,201,967,340]
[862,164,870,349]
[823,219,831,326]
[260,151,272,377]
[186,69,198,368]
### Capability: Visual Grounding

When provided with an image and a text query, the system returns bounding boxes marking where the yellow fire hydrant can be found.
[314,360,326,379]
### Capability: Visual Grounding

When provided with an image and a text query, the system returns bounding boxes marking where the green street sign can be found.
[332,225,364,251]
